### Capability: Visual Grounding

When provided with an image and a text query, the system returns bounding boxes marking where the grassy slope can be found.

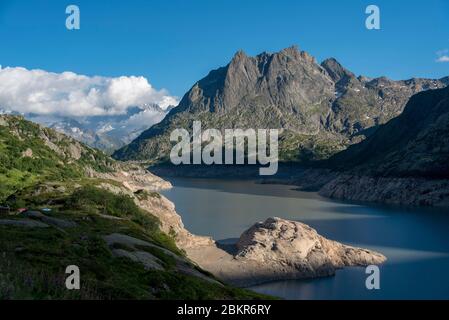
[1,186,269,299]
[0,116,271,300]
[0,116,114,200]
[114,105,347,164]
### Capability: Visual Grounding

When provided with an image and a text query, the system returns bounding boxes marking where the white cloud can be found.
[436,55,449,63]
[0,66,178,117]
[436,49,449,63]
[122,108,166,130]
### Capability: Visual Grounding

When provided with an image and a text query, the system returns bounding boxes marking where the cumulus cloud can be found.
[436,49,449,63]
[0,65,178,117]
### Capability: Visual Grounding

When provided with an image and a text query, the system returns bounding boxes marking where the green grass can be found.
[0,186,273,300]
[0,116,117,202]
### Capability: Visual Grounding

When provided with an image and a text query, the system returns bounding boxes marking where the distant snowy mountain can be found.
[0,103,170,154]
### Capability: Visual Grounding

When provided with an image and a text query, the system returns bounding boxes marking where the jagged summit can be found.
[171,46,334,117]
[231,49,248,61]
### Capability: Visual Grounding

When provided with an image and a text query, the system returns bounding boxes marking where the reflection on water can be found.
[161,178,449,299]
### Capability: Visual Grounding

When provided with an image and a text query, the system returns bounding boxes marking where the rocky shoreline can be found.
[319,174,449,207]
[148,162,449,208]
[257,166,449,208]
[149,160,449,208]
[114,168,386,287]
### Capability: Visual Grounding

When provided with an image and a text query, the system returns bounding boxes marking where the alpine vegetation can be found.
[170,121,279,175]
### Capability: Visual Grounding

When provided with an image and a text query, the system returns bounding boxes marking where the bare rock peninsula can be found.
[185,217,386,287]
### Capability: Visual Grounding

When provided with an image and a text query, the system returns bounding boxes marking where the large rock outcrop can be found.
[186,217,386,287]
[236,217,385,273]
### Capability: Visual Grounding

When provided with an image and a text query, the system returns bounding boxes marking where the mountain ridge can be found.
[326,84,449,178]
[113,46,449,163]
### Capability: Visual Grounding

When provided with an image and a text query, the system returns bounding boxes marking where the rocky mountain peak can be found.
[321,58,355,86]
[278,45,302,60]
[204,46,334,113]
[230,49,249,63]
[227,46,319,80]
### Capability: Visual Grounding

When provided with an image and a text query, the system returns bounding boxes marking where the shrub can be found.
[66,186,139,217]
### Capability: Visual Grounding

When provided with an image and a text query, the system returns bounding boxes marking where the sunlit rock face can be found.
[185,217,386,287]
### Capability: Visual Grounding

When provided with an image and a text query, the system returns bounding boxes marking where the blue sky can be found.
[0,0,449,97]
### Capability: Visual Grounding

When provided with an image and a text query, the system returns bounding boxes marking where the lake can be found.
[160,178,449,300]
